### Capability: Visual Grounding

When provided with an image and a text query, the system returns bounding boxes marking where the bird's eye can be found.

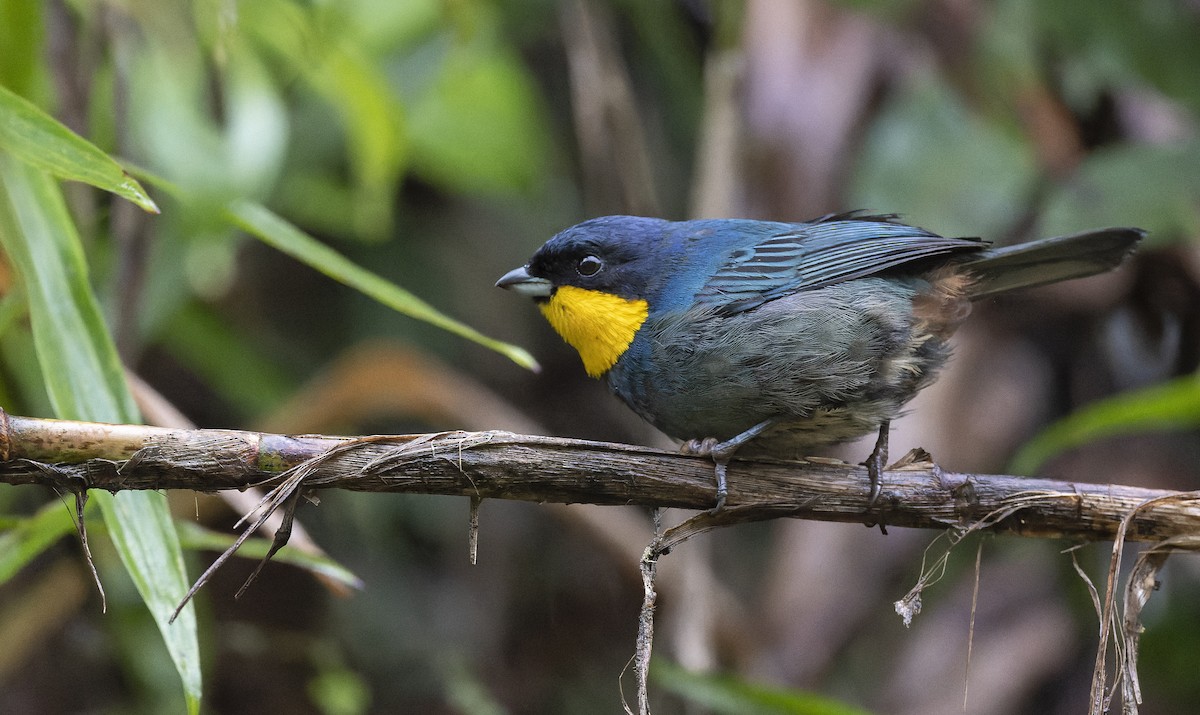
[577,255,603,277]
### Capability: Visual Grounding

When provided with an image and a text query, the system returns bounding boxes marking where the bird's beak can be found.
[496,266,553,298]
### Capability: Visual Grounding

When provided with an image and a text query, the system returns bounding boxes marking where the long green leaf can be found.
[226,199,540,371]
[1010,373,1200,475]
[0,500,79,584]
[0,155,137,419]
[0,153,200,713]
[126,165,539,372]
[0,83,159,213]
[653,660,871,715]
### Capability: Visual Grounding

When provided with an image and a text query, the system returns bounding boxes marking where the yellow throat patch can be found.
[539,285,649,377]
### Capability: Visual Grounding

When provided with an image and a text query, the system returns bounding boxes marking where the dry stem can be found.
[4,410,1199,714]
[4,412,1200,543]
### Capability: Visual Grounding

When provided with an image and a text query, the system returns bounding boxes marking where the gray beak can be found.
[496,266,553,298]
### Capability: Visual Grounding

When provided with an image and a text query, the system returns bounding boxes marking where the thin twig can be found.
[633,508,667,715]
[468,496,482,566]
[964,537,983,712]
[72,488,106,613]
[1089,493,1200,714]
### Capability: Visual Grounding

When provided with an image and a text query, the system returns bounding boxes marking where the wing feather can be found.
[695,217,987,314]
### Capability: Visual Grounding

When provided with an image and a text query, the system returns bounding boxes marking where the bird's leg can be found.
[682,418,777,512]
[863,421,889,532]
[864,421,889,507]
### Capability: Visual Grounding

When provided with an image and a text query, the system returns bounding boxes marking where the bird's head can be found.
[497,216,672,377]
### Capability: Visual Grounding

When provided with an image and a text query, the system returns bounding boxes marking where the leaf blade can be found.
[0,153,200,712]
[1011,373,1200,474]
[653,659,872,715]
[0,83,159,212]
[0,500,78,584]
[226,200,540,371]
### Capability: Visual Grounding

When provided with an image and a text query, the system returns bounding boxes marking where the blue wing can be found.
[694,214,988,314]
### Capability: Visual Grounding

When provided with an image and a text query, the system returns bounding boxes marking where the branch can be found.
[2,409,1198,542]
[5,409,1196,713]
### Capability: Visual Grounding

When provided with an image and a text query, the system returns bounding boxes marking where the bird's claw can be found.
[862,423,890,534]
[681,437,720,456]
[864,451,884,509]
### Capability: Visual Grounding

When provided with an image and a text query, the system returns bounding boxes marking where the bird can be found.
[496,213,1142,513]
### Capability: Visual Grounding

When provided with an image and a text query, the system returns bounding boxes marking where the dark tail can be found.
[963,227,1144,300]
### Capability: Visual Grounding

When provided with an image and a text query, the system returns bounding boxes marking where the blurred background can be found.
[1,0,1199,713]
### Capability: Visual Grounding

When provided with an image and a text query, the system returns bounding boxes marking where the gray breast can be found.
[606,278,952,454]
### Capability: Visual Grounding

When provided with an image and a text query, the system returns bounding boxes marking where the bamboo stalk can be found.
[3,409,1198,542]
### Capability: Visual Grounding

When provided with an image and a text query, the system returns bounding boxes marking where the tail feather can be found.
[963,227,1143,300]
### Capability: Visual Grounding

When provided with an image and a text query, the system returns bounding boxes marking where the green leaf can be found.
[175,520,363,591]
[0,154,200,713]
[408,40,548,194]
[308,46,407,239]
[0,84,159,213]
[100,490,200,714]
[239,0,406,240]
[0,0,46,100]
[0,500,79,584]
[1038,141,1200,244]
[850,79,1037,239]
[0,155,139,420]
[653,660,872,715]
[1010,373,1200,475]
[226,200,540,371]
[125,164,539,371]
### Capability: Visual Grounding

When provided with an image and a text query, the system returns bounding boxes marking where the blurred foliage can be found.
[653,659,872,714]
[1011,372,1200,475]
[174,520,363,592]
[850,78,1039,239]
[0,0,1197,713]
[1038,140,1200,243]
[1,0,544,710]
[0,500,79,584]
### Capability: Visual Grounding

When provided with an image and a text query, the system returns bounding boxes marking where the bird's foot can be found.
[681,419,777,513]
[680,436,720,456]
[680,437,729,513]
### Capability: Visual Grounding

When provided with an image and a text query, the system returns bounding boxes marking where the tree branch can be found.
[3,409,1198,542]
[5,409,1196,714]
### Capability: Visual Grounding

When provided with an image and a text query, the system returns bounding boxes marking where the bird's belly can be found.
[605,280,952,453]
